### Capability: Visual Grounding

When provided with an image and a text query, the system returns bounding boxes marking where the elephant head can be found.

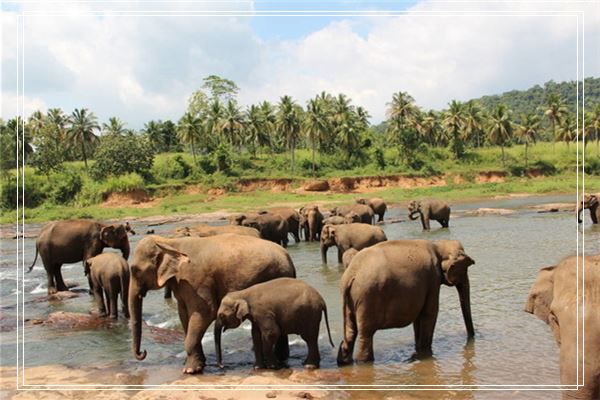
[355,198,368,205]
[524,266,557,334]
[344,211,361,224]
[320,225,338,263]
[408,201,422,220]
[100,224,131,260]
[214,295,250,367]
[434,240,476,338]
[128,236,190,361]
[577,194,598,223]
[229,214,246,226]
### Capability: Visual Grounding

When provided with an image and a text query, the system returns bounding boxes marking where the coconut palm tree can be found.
[46,108,68,144]
[245,104,271,155]
[276,95,301,174]
[515,113,541,168]
[487,104,513,167]
[386,92,420,160]
[220,100,245,150]
[303,98,330,175]
[142,120,164,153]
[102,117,127,137]
[67,108,100,169]
[205,99,224,148]
[259,101,277,151]
[545,93,567,152]
[555,113,576,151]
[463,100,485,147]
[177,112,203,163]
[28,110,46,138]
[590,104,600,156]
[418,110,442,146]
[442,100,466,159]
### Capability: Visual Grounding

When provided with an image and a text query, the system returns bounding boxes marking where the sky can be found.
[1,1,598,129]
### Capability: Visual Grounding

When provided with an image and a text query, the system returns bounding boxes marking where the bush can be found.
[47,170,82,204]
[197,155,217,175]
[75,173,145,207]
[90,135,154,180]
[508,165,526,177]
[0,175,46,210]
[214,143,233,174]
[371,148,386,170]
[531,160,559,175]
[153,154,191,180]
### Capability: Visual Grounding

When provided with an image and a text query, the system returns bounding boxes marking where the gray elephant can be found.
[215,278,334,370]
[337,240,475,365]
[129,234,296,374]
[577,193,600,224]
[323,213,359,226]
[28,219,132,295]
[320,223,387,264]
[266,208,301,243]
[332,204,374,225]
[299,205,324,242]
[356,197,387,222]
[84,252,129,319]
[342,248,359,269]
[525,256,599,399]
[408,200,450,230]
[173,224,260,238]
[241,213,289,247]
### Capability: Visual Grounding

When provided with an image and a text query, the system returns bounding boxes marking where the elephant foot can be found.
[48,287,58,295]
[303,363,319,370]
[336,342,354,366]
[253,363,266,370]
[183,355,205,374]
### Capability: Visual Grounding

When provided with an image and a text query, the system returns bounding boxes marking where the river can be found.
[1,194,595,398]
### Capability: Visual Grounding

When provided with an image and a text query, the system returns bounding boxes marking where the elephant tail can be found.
[322,303,335,348]
[27,246,39,273]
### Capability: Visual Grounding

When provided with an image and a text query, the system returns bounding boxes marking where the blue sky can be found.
[1,1,597,128]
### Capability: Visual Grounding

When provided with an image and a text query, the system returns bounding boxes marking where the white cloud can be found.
[1,1,598,127]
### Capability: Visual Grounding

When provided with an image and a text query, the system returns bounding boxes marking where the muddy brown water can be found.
[1,195,596,398]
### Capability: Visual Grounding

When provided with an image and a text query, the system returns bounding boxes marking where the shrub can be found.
[48,170,82,204]
[508,165,526,177]
[372,148,386,170]
[0,175,46,210]
[531,160,559,175]
[90,135,154,180]
[214,143,232,174]
[197,155,217,175]
[153,154,191,180]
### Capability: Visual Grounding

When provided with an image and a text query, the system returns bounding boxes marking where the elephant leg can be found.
[53,267,68,292]
[183,311,210,374]
[337,298,358,365]
[93,285,107,317]
[302,332,320,369]
[355,330,375,363]
[274,334,289,362]
[593,206,600,224]
[414,298,439,357]
[251,324,266,369]
[164,285,172,299]
[259,320,282,369]
[378,213,384,222]
[337,247,343,264]
[293,229,300,243]
[45,267,57,295]
[422,215,431,230]
[177,300,189,335]
[108,288,119,319]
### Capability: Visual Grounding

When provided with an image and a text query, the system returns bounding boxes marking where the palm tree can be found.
[545,93,567,152]
[276,95,301,174]
[28,110,46,138]
[46,108,68,144]
[515,113,541,168]
[102,117,127,137]
[142,120,164,153]
[177,112,203,162]
[556,113,576,151]
[7,116,34,161]
[220,100,245,150]
[487,104,513,167]
[418,110,442,146]
[205,99,225,145]
[463,100,485,147]
[245,104,271,155]
[303,98,330,174]
[67,108,100,169]
[590,104,600,156]
[442,100,466,159]
[386,92,419,159]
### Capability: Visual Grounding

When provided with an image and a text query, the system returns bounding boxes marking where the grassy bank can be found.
[4,172,592,224]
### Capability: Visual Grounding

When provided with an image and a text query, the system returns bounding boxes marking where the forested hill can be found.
[473,77,600,117]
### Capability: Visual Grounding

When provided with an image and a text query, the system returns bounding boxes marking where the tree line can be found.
[2,75,600,179]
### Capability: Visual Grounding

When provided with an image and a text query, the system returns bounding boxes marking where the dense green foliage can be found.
[89,135,154,180]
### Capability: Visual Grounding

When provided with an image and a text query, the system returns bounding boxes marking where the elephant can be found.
[577,193,600,224]
[129,234,296,374]
[331,204,374,225]
[323,213,359,226]
[525,255,600,399]
[342,248,359,269]
[215,278,334,370]
[173,224,260,238]
[28,219,131,295]
[84,252,129,319]
[241,213,289,247]
[299,205,324,242]
[356,198,387,222]
[228,212,261,226]
[266,208,301,243]
[337,239,476,365]
[320,223,387,264]
[408,200,451,230]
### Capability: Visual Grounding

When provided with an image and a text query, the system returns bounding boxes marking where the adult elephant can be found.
[129,234,296,374]
[331,204,374,225]
[577,193,600,224]
[28,220,131,295]
[267,208,301,243]
[299,205,324,242]
[173,224,260,238]
[337,240,475,365]
[241,213,289,247]
[320,223,387,264]
[356,198,387,222]
[408,200,450,230]
[525,256,599,399]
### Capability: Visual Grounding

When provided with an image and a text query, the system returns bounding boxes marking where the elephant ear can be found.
[155,242,190,288]
[100,225,116,245]
[524,265,556,323]
[437,242,475,286]
[235,299,250,321]
[589,195,599,207]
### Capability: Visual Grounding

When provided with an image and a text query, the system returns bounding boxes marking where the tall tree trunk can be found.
[596,128,599,157]
[552,123,556,153]
[81,141,88,169]
[501,145,505,168]
[525,142,528,169]
[191,137,197,163]
[312,141,316,176]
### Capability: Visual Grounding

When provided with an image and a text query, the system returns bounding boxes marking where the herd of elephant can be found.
[26,195,600,399]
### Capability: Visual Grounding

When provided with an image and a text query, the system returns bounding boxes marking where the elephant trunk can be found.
[577,203,584,223]
[320,244,328,264]
[119,239,131,261]
[456,277,475,338]
[214,319,224,368]
[129,281,147,361]
[408,211,420,221]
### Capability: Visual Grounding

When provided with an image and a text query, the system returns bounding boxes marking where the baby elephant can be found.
[215,278,334,370]
[84,252,130,319]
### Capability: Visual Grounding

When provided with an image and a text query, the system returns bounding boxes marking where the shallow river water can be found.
[1,194,597,398]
